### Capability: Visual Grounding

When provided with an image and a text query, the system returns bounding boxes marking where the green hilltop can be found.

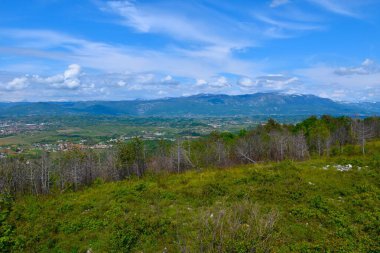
[1,144,380,252]
[1,116,380,252]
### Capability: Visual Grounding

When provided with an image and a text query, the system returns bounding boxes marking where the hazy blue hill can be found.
[349,102,380,116]
[0,93,378,117]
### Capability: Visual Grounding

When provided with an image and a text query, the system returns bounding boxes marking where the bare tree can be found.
[177,138,181,173]
[235,138,257,164]
[35,152,51,194]
[171,138,193,173]
[269,130,288,161]
[354,119,374,155]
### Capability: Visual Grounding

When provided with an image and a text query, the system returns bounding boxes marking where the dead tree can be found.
[235,138,257,164]
[293,132,309,160]
[354,120,374,155]
[170,138,193,173]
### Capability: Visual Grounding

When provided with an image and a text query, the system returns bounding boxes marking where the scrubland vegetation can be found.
[0,115,379,252]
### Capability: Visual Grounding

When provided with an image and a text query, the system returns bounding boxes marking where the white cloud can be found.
[237,77,256,87]
[102,0,249,48]
[254,14,322,31]
[60,78,80,89]
[1,62,378,101]
[95,1,267,78]
[105,1,151,32]
[204,76,230,88]
[99,87,107,94]
[334,58,380,75]
[255,74,299,90]
[0,9,321,84]
[157,90,168,95]
[64,64,81,79]
[296,59,380,101]
[160,75,178,85]
[191,76,232,93]
[307,0,359,17]
[195,79,208,86]
[213,76,230,88]
[5,77,29,90]
[270,0,290,8]
[117,80,127,87]
[162,75,173,82]
[93,72,182,94]
[34,64,82,89]
[134,73,155,84]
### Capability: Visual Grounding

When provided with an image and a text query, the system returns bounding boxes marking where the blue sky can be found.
[1,0,380,102]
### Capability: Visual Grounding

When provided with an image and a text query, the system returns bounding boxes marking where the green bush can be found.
[310,195,329,212]
[202,182,227,198]
[0,194,14,252]
[110,223,140,252]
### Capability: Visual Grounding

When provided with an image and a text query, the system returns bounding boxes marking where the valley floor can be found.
[2,155,380,252]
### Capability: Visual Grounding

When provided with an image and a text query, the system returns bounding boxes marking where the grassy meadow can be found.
[1,146,379,252]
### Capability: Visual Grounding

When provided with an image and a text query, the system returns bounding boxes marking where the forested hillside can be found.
[0,116,379,252]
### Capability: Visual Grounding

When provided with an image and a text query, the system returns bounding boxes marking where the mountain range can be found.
[0,93,379,117]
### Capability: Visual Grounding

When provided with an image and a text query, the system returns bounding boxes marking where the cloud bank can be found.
[0,0,378,101]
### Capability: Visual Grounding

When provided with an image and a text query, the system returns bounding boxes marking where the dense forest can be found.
[1,115,379,196]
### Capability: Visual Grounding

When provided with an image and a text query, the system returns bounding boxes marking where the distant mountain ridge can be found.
[0,93,379,117]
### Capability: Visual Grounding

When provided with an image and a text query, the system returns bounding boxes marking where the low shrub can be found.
[179,201,279,253]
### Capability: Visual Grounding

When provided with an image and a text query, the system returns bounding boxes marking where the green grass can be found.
[2,153,379,252]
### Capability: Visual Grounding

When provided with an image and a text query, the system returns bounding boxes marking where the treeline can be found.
[0,116,379,195]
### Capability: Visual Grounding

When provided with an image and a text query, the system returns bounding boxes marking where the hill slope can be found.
[1,93,379,117]
[2,156,379,252]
